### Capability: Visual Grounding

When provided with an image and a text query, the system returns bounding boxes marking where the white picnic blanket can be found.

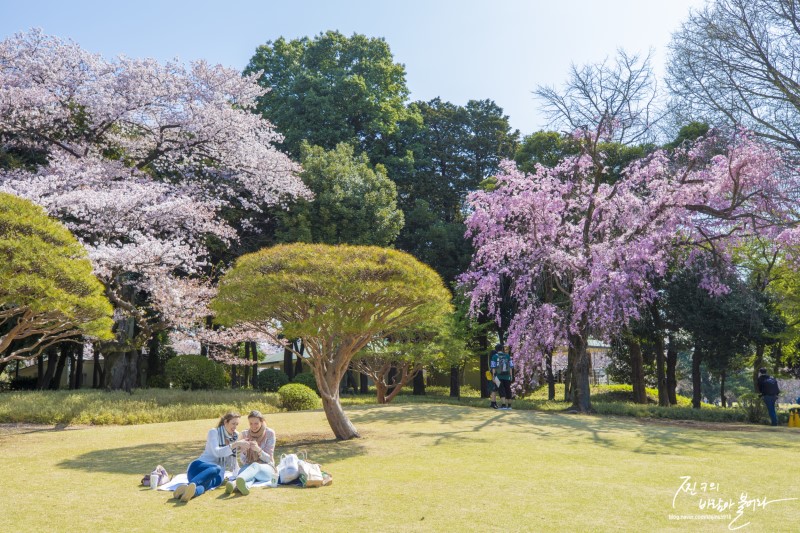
[158,472,274,491]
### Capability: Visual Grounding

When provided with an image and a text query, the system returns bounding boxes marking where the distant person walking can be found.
[757,368,781,426]
[491,344,514,410]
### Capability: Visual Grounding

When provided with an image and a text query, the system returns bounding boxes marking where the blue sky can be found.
[0,0,707,134]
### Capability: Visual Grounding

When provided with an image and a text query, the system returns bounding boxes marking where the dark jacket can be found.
[757,374,780,396]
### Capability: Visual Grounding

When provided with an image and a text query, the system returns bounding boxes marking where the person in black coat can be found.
[757,368,781,426]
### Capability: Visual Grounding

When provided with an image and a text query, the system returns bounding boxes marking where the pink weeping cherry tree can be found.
[462,130,799,413]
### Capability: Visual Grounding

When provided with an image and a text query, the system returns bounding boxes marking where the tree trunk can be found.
[250,341,259,389]
[243,342,251,388]
[51,344,71,390]
[570,327,592,413]
[375,382,388,404]
[449,365,460,398]
[649,303,668,406]
[314,364,359,440]
[545,349,555,401]
[67,350,75,390]
[74,342,85,390]
[387,366,398,397]
[692,342,702,409]
[321,394,360,439]
[38,349,58,390]
[231,364,238,389]
[294,339,305,375]
[412,369,425,395]
[626,336,647,404]
[359,373,368,394]
[666,334,678,405]
[145,335,159,387]
[283,344,294,379]
[753,343,765,392]
[106,350,138,393]
[37,354,44,386]
[478,329,489,398]
[93,345,102,388]
[479,350,489,398]
[720,370,727,408]
[200,316,212,357]
[564,345,574,402]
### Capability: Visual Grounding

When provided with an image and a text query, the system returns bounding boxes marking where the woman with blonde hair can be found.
[225,410,276,495]
[174,411,246,502]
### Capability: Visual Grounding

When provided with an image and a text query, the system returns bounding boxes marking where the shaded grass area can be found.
[0,389,280,425]
[1,404,798,532]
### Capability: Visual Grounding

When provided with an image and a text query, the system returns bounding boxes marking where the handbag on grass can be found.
[298,459,324,487]
[140,465,170,487]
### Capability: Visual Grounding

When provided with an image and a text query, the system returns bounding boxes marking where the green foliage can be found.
[664,121,710,150]
[278,383,321,411]
[291,371,318,392]
[276,143,404,246]
[165,355,227,390]
[0,193,114,362]
[212,244,452,342]
[9,376,37,391]
[257,368,289,392]
[397,97,518,221]
[738,392,769,424]
[146,375,170,389]
[0,389,280,425]
[514,130,581,173]
[394,199,472,285]
[245,31,414,166]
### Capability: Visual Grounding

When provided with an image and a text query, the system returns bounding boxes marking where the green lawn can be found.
[2,404,798,532]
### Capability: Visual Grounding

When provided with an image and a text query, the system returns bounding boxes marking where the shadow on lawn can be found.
[347,403,796,454]
[57,433,367,476]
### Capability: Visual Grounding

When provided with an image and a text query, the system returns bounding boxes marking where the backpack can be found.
[498,354,510,375]
[762,376,780,396]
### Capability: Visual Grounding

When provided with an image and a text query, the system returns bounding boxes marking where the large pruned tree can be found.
[0,192,113,364]
[211,244,452,440]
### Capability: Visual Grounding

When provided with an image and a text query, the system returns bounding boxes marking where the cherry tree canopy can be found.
[0,30,311,354]
[463,129,800,412]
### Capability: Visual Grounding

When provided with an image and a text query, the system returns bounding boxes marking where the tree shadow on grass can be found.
[57,433,367,476]
[347,403,798,454]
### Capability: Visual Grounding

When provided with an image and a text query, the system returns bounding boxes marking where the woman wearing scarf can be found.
[174,411,245,502]
[225,410,276,495]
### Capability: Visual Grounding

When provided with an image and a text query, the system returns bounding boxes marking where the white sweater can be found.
[195,427,239,473]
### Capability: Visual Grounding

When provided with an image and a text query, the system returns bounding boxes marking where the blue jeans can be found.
[187,460,224,496]
[237,462,275,485]
[763,395,778,426]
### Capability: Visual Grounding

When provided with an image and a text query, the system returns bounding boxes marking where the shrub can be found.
[165,355,226,390]
[257,368,289,392]
[9,376,38,391]
[278,383,320,411]
[738,392,768,424]
[146,374,170,389]
[292,371,318,392]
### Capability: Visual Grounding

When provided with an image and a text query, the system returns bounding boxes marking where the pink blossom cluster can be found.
[463,132,797,390]
[0,30,311,349]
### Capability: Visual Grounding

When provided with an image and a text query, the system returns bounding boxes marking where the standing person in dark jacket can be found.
[757,368,781,426]
[491,344,514,410]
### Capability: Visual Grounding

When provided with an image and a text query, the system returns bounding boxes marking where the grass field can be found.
[2,403,798,532]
